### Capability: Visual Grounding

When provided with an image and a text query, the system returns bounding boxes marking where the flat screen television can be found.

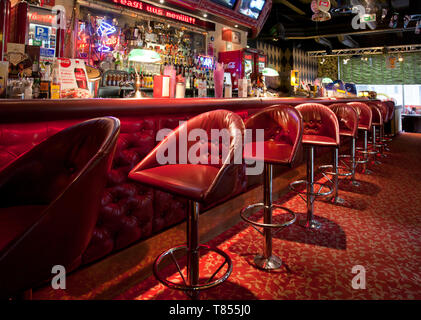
[239,0,266,19]
[210,0,237,9]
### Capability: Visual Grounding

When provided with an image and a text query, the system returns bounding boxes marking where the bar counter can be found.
[0,97,368,268]
[0,97,366,123]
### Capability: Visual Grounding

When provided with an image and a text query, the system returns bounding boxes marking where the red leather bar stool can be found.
[289,103,340,229]
[383,101,396,144]
[347,102,374,175]
[366,102,384,165]
[129,110,244,298]
[240,105,302,269]
[319,103,358,202]
[0,117,120,299]
[371,101,389,158]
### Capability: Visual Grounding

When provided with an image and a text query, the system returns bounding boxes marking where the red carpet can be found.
[116,133,421,300]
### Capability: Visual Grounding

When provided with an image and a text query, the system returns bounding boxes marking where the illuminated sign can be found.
[109,0,214,29]
[244,54,253,60]
[28,12,55,24]
[198,55,213,68]
[258,56,265,62]
[97,21,117,36]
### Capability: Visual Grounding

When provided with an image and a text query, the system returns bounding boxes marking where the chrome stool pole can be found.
[304,146,319,228]
[153,200,233,299]
[350,137,360,186]
[241,163,296,270]
[320,146,352,204]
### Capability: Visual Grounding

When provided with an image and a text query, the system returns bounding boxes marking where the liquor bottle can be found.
[140,72,144,88]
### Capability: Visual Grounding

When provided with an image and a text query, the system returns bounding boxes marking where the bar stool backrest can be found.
[130,109,245,204]
[245,105,303,164]
[347,102,373,131]
[295,103,340,145]
[329,103,359,138]
[374,101,389,124]
[385,101,395,122]
[366,102,384,126]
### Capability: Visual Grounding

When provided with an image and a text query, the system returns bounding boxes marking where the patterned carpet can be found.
[116,133,421,300]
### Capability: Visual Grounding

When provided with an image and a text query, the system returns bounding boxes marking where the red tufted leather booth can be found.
[0,117,120,298]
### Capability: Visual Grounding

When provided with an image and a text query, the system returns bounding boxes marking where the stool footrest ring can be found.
[240,203,296,230]
[289,180,334,197]
[153,244,232,292]
[319,164,353,177]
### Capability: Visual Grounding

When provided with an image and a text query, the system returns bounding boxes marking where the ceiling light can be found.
[159,0,164,3]
[203,13,208,18]
[235,25,238,28]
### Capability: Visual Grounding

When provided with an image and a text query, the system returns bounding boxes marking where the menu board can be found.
[239,0,266,19]
[210,0,237,8]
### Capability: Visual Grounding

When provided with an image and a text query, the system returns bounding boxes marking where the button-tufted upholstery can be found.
[347,102,373,131]
[0,117,120,298]
[329,103,359,138]
[244,105,303,165]
[129,110,245,207]
[295,103,340,147]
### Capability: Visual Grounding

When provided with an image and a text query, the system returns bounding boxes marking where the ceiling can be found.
[257,0,421,52]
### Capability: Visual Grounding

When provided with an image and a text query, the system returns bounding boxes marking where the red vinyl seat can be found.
[0,117,120,299]
[132,164,219,202]
[129,110,245,207]
[296,103,340,147]
[243,105,302,165]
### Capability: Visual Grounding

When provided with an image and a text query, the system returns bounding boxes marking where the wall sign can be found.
[108,0,215,30]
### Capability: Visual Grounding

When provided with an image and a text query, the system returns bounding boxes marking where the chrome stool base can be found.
[254,254,283,270]
[153,200,232,299]
[299,218,322,230]
[153,244,232,294]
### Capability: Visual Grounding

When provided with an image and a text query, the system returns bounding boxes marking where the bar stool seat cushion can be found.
[0,205,47,252]
[243,141,292,165]
[129,164,219,202]
[302,134,338,147]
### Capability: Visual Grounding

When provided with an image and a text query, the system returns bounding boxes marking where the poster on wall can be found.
[55,58,92,98]
[232,31,241,44]
[386,56,397,69]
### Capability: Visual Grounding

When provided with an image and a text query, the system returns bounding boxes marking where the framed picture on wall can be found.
[232,31,241,44]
